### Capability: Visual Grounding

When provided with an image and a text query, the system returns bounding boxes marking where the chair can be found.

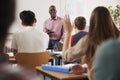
[15,52,50,70]
[4,53,9,61]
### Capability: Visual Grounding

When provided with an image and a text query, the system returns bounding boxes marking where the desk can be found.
[9,56,16,63]
[36,66,88,80]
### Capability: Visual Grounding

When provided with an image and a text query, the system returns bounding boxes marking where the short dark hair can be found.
[19,10,36,25]
[74,16,86,30]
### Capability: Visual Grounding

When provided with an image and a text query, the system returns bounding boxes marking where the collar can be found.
[50,16,58,20]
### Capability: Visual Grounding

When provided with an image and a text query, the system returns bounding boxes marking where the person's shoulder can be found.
[57,16,63,20]
[13,31,21,37]
[77,35,88,44]
[81,35,88,40]
[14,27,27,34]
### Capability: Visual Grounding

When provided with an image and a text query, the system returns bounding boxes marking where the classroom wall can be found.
[9,0,120,33]
[60,0,120,31]
[9,0,61,33]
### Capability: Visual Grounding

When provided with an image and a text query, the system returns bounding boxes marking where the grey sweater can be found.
[94,39,120,80]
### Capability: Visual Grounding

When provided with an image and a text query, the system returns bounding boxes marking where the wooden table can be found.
[36,66,88,80]
[9,56,16,63]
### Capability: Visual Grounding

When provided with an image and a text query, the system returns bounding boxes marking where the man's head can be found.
[49,5,57,19]
[19,10,36,26]
[74,16,86,30]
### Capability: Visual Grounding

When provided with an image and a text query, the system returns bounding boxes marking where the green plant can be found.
[108,5,120,22]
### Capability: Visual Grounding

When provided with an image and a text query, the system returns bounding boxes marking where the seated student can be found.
[94,39,120,80]
[11,10,49,55]
[71,16,87,47]
[65,16,87,64]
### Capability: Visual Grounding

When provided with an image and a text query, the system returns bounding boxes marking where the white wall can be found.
[60,0,120,31]
[9,0,60,33]
[9,0,120,33]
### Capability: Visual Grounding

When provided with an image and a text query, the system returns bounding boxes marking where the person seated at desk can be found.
[11,10,49,55]
[71,16,87,47]
[69,16,88,64]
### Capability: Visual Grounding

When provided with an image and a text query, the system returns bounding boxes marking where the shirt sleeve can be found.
[64,35,88,62]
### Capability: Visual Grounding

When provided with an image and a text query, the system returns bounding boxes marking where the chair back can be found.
[15,52,50,70]
[4,53,9,61]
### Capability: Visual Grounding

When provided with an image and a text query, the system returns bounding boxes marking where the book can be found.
[42,65,70,73]
[42,64,88,73]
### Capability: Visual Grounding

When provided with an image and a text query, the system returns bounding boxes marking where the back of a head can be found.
[89,6,119,41]
[94,39,120,80]
[74,16,86,30]
[19,10,36,26]
[83,6,119,69]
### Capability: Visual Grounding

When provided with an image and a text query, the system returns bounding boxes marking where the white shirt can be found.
[11,26,49,53]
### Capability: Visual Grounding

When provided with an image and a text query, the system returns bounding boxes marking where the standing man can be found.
[11,10,49,55]
[43,5,64,50]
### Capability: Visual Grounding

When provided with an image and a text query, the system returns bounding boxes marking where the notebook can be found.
[42,64,87,73]
[42,65,70,73]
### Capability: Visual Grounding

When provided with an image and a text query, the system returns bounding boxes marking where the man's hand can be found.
[47,30,54,37]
